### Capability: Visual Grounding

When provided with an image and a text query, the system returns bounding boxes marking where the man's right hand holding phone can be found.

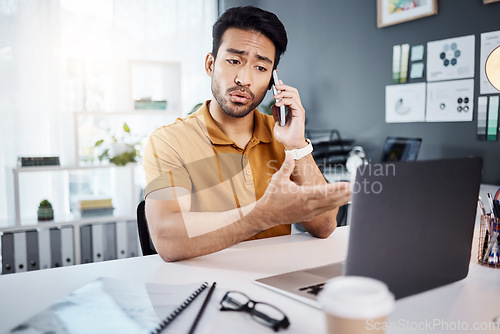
[270,71,308,151]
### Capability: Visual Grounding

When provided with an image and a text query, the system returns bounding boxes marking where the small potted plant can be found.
[37,199,54,221]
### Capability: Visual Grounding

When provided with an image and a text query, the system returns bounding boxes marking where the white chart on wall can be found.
[426,79,474,122]
[480,30,500,94]
[385,83,426,123]
[427,35,475,82]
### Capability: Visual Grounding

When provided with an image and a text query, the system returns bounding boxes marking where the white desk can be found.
[1,223,499,334]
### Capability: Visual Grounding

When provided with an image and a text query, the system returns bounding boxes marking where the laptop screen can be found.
[381,137,422,162]
[346,157,482,299]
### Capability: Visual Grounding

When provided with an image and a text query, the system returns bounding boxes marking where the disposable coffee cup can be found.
[317,276,395,334]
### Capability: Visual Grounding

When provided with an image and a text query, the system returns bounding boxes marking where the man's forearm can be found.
[291,154,339,237]
[146,201,269,262]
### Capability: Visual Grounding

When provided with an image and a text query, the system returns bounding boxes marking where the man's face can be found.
[206,28,275,118]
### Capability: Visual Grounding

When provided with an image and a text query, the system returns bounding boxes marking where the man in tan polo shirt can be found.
[143,6,351,262]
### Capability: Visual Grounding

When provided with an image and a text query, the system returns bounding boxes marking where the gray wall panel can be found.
[221,0,500,183]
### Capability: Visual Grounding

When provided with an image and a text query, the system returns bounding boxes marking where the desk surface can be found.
[1,219,500,334]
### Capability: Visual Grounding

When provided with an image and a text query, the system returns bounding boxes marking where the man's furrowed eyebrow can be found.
[256,54,273,65]
[226,48,273,65]
[227,48,247,55]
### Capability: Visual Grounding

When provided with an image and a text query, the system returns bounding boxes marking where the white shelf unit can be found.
[130,60,181,113]
[1,60,182,272]
[12,164,141,226]
[6,164,143,268]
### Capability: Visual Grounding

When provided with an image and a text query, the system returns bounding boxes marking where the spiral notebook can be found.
[9,277,214,334]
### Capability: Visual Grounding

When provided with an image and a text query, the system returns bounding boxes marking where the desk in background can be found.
[1,216,499,333]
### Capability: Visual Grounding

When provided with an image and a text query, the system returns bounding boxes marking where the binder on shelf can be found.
[49,228,62,268]
[104,222,117,261]
[126,220,139,257]
[38,228,51,270]
[115,221,128,259]
[13,232,27,273]
[80,225,93,264]
[91,223,104,262]
[61,226,74,267]
[1,232,15,275]
[25,230,40,271]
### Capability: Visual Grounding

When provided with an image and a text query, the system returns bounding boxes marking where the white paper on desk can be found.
[427,35,475,82]
[480,30,500,94]
[385,83,426,123]
[9,277,215,334]
[426,79,474,122]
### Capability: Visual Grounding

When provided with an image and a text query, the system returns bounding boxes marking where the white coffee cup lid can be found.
[317,276,395,319]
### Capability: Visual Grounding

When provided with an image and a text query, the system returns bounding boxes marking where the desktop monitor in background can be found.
[381,137,422,162]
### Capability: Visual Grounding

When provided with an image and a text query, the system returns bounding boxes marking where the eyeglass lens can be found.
[251,302,286,325]
[221,291,249,310]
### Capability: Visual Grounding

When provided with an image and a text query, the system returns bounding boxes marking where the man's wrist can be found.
[252,198,278,229]
[284,138,309,150]
[285,139,313,160]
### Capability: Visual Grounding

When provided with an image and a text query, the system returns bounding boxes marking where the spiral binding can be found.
[151,282,209,334]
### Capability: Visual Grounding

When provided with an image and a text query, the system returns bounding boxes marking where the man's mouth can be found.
[229,89,252,104]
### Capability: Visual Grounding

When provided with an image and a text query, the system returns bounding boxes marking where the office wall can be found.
[221,0,500,184]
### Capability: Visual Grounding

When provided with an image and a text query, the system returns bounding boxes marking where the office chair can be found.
[136,200,157,255]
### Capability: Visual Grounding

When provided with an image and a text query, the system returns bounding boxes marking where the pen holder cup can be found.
[478,214,500,268]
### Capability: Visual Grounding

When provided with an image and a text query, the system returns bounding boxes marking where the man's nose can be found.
[235,65,252,86]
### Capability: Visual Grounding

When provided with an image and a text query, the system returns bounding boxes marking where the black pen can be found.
[188,282,217,334]
[488,194,498,218]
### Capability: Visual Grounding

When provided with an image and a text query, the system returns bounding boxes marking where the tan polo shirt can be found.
[143,101,290,240]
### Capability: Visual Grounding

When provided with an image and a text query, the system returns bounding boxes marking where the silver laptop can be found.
[255,157,482,307]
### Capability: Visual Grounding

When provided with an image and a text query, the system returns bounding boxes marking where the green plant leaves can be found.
[110,150,137,166]
[39,199,52,208]
[94,122,141,165]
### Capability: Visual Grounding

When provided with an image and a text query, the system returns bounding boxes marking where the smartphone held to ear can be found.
[272,69,286,127]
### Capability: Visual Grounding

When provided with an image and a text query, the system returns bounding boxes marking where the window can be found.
[0,0,217,225]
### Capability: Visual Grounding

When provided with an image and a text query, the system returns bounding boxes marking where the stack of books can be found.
[78,198,114,217]
[18,156,60,167]
[134,98,167,110]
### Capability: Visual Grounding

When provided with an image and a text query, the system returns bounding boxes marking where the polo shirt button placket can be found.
[244,167,253,185]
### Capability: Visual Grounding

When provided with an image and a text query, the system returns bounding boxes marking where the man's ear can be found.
[267,74,275,90]
[205,53,215,76]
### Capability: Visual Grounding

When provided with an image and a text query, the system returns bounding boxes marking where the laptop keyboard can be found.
[298,282,325,296]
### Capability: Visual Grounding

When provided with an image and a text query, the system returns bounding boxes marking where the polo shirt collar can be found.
[199,100,273,146]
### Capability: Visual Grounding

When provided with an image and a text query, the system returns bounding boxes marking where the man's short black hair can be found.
[212,6,287,70]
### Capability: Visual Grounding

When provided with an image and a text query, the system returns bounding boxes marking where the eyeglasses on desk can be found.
[220,291,290,332]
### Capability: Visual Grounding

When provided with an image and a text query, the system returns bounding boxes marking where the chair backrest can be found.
[136,200,157,255]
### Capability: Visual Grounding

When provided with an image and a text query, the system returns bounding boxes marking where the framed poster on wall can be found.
[377,0,438,28]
